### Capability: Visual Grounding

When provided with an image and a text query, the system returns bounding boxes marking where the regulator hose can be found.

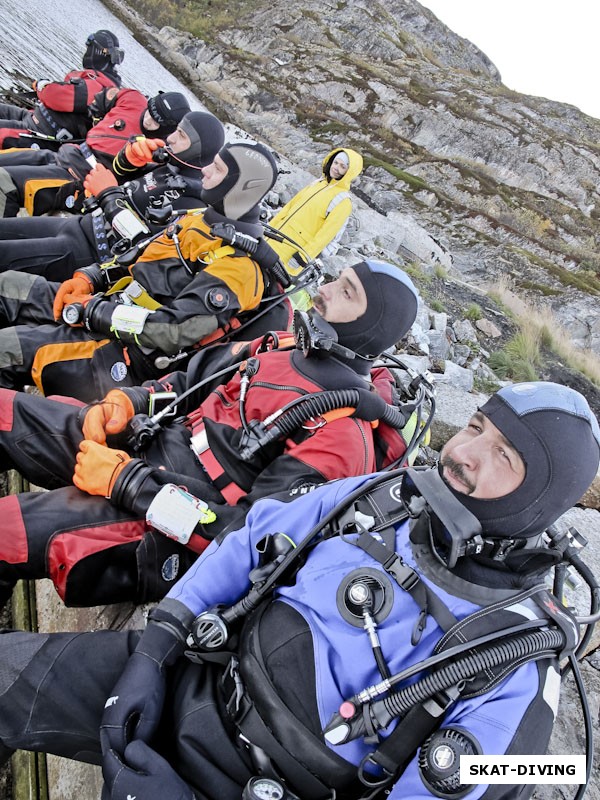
[378,627,564,725]
[330,627,565,743]
[240,388,413,460]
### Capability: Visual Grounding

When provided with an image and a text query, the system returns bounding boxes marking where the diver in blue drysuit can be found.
[0,381,598,800]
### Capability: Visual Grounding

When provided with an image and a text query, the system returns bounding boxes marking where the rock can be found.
[436,360,474,392]
[427,329,450,360]
[452,343,471,366]
[579,471,600,510]
[429,311,448,331]
[453,318,479,343]
[475,318,502,338]
[428,383,487,451]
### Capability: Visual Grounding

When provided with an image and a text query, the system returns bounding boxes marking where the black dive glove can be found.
[100,602,193,757]
[102,740,195,800]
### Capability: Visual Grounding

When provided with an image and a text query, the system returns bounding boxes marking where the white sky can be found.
[420,1,600,120]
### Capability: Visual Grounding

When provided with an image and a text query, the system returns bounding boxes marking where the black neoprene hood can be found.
[177,112,225,167]
[331,260,419,357]
[443,381,600,538]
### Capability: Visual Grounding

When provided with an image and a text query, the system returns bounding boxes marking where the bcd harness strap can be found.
[34,103,72,139]
[222,603,357,800]
[105,277,162,310]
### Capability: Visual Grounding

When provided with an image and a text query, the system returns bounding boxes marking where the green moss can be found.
[515,279,562,297]
[124,0,270,37]
[363,156,429,190]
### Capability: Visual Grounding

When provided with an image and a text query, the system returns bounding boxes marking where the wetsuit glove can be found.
[125,137,165,167]
[73,440,131,497]
[53,272,95,321]
[82,389,136,444]
[103,741,194,800]
[83,163,118,198]
[100,603,192,757]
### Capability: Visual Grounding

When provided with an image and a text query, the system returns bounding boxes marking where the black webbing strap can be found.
[361,688,460,788]
[235,695,334,798]
[354,530,457,636]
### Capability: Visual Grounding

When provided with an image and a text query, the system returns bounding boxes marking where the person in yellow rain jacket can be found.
[268,148,363,307]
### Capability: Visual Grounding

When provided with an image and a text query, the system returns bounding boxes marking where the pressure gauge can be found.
[242,776,286,800]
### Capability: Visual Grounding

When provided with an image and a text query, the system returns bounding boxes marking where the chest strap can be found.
[189,420,246,504]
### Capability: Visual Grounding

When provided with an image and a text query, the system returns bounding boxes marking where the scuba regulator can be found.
[187,532,297,653]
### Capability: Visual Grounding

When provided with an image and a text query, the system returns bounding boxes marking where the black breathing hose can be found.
[271,389,407,434]
[379,628,564,723]
[239,388,411,461]
[332,628,566,743]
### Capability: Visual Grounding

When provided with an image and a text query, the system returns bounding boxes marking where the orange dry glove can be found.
[53,272,94,321]
[124,137,165,167]
[82,389,136,445]
[83,163,118,198]
[73,440,132,498]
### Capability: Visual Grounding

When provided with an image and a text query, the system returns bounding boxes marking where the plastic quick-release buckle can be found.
[100,263,123,287]
[383,554,420,591]
[124,280,144,300]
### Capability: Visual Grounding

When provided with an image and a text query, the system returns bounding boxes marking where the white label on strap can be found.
[146,484,216,544]
[110,303,152,334]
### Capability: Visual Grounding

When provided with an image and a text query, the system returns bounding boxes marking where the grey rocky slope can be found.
[105,0,600,357]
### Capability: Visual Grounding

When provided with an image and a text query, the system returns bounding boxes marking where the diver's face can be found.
[201,154,228,189]
[166,126,192,154]
[143,109,160,131]
[440,411,525,499]
[312,267,367,323]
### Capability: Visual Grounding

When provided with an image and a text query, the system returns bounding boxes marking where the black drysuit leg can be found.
[0,156,71,217]
[0,214,97,280]
[0,629,139,765]
[0,389,198,605]
[0,270,57,328]
[0,271,134,399]
[0,103,34,128]
[0,629,251,799]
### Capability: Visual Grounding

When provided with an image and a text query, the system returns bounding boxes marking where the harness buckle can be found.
[124,280,144,300]
[383,554,420,591]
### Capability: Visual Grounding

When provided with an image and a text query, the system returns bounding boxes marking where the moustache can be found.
[440,455,476,495]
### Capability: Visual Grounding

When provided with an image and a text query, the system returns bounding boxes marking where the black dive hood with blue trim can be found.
[294,260,419,376]
[406,382,600,569]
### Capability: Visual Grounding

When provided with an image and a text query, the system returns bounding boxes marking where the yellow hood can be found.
[321,148,363,190]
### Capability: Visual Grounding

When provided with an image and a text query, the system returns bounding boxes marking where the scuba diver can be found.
[0,260,420,606]
[0,111,225,281]
[0,139,294,401]
[0,29,124,147]
[0,89,190,217]
[0,381,597,800]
